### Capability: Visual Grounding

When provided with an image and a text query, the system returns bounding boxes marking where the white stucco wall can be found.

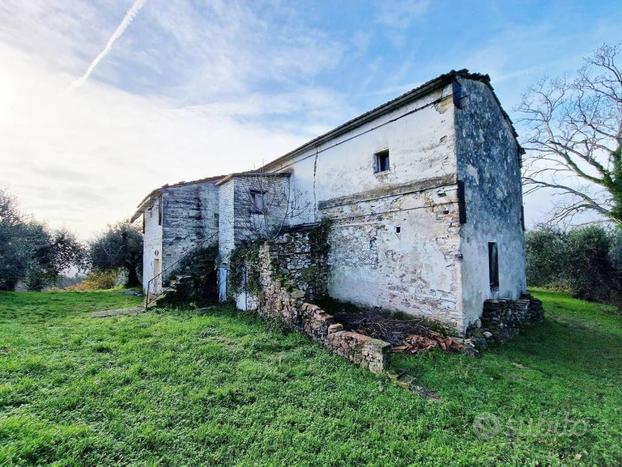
[218,179,235,260]
[263,84,465,326]
[266,84,457,223]
[142,198,163,293]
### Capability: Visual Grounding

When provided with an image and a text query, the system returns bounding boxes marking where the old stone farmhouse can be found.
[131,70,530,337]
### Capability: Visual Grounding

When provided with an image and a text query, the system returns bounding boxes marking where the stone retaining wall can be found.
[468,294,544,343]
[250,226,390,373]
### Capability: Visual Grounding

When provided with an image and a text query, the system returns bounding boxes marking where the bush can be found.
[526,224,621,305]
[525,226,568,287]
[564,226,614,302]
[89,222,142,286]
[610,229,622,270]
[67,270,120,291]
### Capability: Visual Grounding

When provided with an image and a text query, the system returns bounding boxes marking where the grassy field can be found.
[0,290,621,465]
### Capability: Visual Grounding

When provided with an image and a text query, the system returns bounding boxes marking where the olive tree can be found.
[0,189,85,290]
[89,222,143,286]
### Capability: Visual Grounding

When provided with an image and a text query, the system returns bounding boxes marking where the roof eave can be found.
[261,69,520,171]
[260,70,465,171]
[130,174,226,222]
[215,171,292,186]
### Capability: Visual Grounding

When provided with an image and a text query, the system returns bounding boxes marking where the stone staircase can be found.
[145,247,219,310]
[145,273,192,309]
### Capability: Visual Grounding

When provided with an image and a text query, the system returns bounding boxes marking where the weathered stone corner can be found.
[326,330,391,374]
[469,294,544,344]
[239,224,392,374]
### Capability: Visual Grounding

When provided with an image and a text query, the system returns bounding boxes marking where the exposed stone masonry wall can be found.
[162,183,219,279]
[218,174,291,263]
[455,77,527,328]
[468,294,544,344]
[320,176,464,330]
[246,225,391,373]
[232,175,291,246]
[261,225,328,301]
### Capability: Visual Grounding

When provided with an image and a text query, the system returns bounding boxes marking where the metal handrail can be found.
[144,232,218,310]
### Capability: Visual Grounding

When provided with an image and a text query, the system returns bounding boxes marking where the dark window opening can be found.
[488,242,499,290]
[157,197,163,226]
[395,226,401,234]
[520,205,525,231]
[374,149,390,173]
[457,180,467,224]
[250,190,265,213]
[452,79,463,109]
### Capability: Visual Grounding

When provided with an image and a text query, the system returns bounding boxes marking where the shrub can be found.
[67,270,119,291]
[525,226,568,287]
[526,224,621,305]
[89,222,142,286]
[564,226,614,303]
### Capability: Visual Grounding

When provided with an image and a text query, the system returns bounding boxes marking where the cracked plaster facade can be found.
[133,70,527,333]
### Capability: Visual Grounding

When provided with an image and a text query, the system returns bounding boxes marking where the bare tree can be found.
[518,43,622,226]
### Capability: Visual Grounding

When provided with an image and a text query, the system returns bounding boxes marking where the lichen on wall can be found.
[230,222,390,374]
[162,183,219,273]
[454,77,527,329]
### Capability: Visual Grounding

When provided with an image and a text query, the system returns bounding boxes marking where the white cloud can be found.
[0,0,119,74]
[0,1,352,239]
[0,43,307,238]
[375,0,430,29]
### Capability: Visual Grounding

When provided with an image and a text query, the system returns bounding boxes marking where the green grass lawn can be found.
[0,290,620,465]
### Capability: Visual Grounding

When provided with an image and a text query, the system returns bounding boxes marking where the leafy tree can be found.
[518,43,622,226]
[89,222,143,286]
[564,226,614,302]
[525,226,567,287]
[26,226,86,291]
[0,189,85,290]
[0,190,30,290]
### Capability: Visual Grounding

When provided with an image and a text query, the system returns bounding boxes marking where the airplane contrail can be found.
[69,0,148,90]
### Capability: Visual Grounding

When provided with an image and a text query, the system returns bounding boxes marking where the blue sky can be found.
[0,0,620,236]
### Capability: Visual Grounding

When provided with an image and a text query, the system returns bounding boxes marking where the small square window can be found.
[250,190,265,213]
[374,149,390,173]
